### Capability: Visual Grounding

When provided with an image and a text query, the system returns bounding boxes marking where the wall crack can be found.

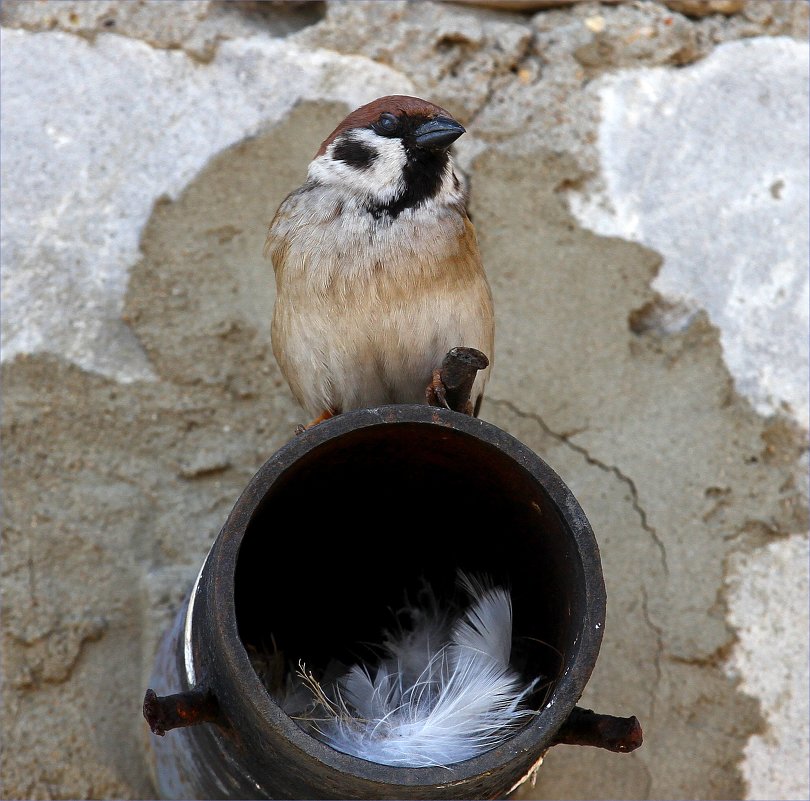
[488,397,669,576]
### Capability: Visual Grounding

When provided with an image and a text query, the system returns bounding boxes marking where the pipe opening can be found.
[234,420,589,740]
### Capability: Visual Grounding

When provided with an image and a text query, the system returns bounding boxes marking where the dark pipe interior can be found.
[234,422,585,713]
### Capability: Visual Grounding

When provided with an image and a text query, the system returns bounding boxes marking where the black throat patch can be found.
[366,147,449,221]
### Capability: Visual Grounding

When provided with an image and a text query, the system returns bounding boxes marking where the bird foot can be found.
[426,368,450,409]
[295,409,335,435]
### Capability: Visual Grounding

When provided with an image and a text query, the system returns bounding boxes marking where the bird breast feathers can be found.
[266,188,483,299]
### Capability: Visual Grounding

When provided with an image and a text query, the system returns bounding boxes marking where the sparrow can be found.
[265,95,494,427]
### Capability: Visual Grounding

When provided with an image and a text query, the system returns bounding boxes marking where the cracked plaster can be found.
[1,2,808,799]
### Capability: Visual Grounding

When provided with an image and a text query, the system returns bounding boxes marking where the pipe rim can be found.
[204,405,606,788]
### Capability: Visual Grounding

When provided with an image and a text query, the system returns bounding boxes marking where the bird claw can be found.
[296,409,336,434]
[426,368,450,409]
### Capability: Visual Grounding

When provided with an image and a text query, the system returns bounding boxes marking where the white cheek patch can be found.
[309,129,406,205]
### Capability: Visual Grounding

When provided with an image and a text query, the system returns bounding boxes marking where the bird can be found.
[265,95,495,428]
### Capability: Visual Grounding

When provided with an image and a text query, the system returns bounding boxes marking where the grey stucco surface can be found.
[1,1,808,799]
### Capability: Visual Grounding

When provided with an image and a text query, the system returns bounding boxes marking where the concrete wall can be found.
[1,1,807,798]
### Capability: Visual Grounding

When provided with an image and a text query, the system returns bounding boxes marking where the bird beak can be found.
[414,116,466,150]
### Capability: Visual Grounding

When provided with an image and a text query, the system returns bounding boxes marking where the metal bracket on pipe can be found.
[552,706,643,753]
[143,687,221,736]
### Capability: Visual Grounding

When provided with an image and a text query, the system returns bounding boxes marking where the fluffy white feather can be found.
[290,574,539,768]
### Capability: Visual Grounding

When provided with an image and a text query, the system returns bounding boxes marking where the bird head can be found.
[307,95,466,219]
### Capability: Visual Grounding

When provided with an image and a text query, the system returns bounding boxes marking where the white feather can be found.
[451,574,513,667]
[380,582,452,688]
[292,574,539,768]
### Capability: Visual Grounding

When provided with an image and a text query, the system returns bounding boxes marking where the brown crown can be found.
[316,95,456,157]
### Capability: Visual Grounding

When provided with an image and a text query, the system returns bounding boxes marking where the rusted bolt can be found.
[426,346,489,414]
[143,688,221,736]
[552,706,643,753]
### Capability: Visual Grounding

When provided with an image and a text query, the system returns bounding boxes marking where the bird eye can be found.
[377,112,399,133]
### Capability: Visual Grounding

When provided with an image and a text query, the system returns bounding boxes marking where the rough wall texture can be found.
[1,1,808,799]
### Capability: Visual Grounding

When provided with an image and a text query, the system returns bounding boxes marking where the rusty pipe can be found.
[144,404,632,799]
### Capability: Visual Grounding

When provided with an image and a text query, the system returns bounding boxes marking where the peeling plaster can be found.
[0,28,412,382]
[569,36,810,430]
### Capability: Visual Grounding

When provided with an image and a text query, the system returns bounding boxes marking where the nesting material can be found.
[259,574,541,768]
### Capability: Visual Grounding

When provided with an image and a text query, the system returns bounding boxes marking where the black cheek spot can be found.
[333,138,378,171]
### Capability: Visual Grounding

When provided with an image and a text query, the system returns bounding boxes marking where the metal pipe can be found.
[144,405,637,799]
